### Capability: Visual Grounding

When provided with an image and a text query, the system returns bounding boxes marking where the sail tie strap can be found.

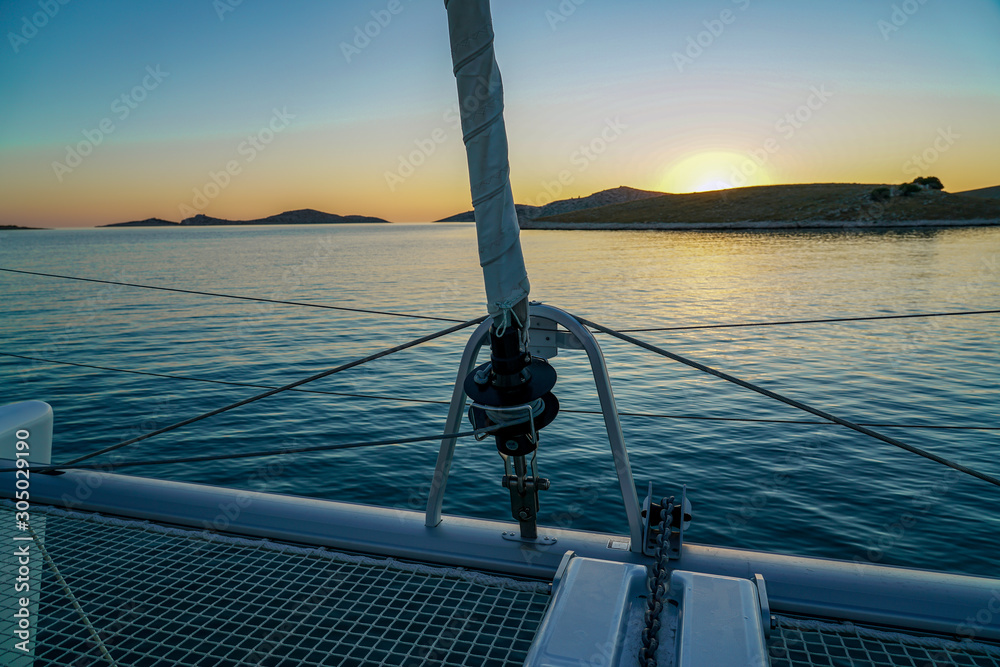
[491,297,524,338]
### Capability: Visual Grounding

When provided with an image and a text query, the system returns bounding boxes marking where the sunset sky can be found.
[2,0,999,227]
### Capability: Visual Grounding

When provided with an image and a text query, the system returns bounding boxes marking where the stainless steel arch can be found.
[424,304,643,551]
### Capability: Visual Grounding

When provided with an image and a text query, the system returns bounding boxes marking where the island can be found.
[102,209,388,228]
[523,181,1000,230]
[103,218,179,227]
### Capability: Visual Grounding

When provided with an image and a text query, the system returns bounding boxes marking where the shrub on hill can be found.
[869,187,891,202]
[913,176,944,190]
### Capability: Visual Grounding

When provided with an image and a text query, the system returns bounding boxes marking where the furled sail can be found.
[444,0,529,328]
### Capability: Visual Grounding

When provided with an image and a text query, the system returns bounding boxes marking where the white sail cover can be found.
[445,0,530,327]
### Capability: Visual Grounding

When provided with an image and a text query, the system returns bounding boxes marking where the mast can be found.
[445,0,558,540]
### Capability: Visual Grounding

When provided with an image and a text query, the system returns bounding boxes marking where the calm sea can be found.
[1,223,997,577]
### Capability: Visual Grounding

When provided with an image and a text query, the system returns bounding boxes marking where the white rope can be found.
[491,296,524,338]
[1,500,549,594]
[773,614,1000,657]
[26,522,121,666]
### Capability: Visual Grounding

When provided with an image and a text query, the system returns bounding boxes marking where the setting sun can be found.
[661,151,774,194]
[693,179,732,193]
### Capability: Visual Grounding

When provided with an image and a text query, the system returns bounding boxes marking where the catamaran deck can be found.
[6,502,1000,666]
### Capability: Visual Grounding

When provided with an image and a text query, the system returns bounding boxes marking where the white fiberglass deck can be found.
[0,502,549,666]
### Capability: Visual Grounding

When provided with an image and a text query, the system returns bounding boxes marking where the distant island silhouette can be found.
[104,218,178,227]
[25,181,993,230]
[102,208,388,227]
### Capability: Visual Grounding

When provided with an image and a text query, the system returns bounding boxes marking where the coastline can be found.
[520,218,1000,231]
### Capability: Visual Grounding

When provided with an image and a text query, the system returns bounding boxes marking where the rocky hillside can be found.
[436,204,540,223]
[437,186,666,224]
[956,185,1000,200]
[538,183,1000,224]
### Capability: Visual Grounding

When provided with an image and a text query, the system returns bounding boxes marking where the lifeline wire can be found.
[3,351,998,431]
[0,267,466,323]
[580,317,1000,490]
[58,315,486,467]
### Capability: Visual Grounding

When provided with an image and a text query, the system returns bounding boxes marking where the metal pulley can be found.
[464,325,560,457]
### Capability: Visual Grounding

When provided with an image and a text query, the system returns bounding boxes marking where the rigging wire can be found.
[0,267,467,323]
[577,409,999,431]
[2,266,996,331]
[0,424,505,474]
[57,315,486,467]
[615,309,1000,333]
[2,351,446,402]
[579,317,1000,490]
[4,351,998,431]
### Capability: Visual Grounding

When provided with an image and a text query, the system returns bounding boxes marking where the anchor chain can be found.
[639,495,673,667]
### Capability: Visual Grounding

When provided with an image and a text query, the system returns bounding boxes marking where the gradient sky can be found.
[2,0,999,227]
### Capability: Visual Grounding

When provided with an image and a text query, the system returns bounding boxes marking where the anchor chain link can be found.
[639,496,674,667]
